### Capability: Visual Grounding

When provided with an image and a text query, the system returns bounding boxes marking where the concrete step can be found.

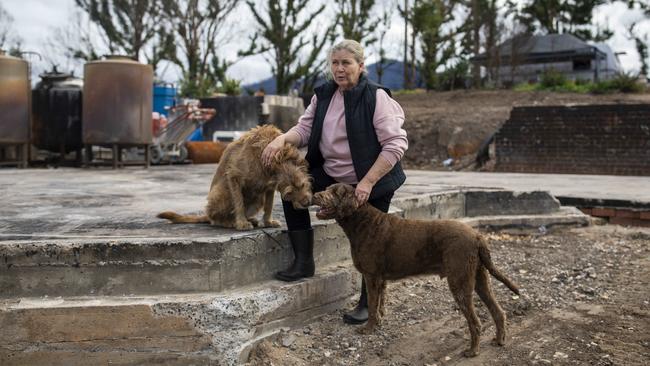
[0,264,359,366]
[0,188,583,299]
[0,222,350,299]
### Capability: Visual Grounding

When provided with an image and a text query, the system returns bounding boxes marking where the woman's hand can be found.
[355,179,373,206]
[261,135,285,167]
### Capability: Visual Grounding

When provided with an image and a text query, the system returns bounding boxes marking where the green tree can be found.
[241,0,335,95]
[161,0,240,97]
[411,0,461,90]
[519,0,613,41]
[334,0,380,46]
[75,0,168,67]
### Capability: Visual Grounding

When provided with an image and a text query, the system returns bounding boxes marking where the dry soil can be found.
[395,90,650,170]
[247,224,650,366]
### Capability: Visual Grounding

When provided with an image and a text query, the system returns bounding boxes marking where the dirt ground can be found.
[395,90,650,170]
[247,224,650,366]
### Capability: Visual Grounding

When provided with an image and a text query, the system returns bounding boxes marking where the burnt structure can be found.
[495,104,650,176]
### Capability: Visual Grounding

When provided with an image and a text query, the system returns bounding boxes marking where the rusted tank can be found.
[82,56,153,145]
[32,69,83,152]
[0,52,30,144]
[186,141,228,164]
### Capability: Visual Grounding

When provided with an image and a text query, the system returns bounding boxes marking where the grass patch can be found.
[514,70,646,94]
[393,88,428,96]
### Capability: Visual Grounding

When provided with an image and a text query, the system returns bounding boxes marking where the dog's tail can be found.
[478,238,520,295]
[157,211,210,224]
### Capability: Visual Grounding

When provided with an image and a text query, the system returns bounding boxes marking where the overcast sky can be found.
[2,0,649,85]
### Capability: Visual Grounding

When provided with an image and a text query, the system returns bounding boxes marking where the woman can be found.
[262,39,408,325]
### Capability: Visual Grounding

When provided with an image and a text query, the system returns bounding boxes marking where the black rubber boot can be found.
[343,277,368,324]
[275,229,315,282]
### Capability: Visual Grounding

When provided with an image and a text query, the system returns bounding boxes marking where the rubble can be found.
[247,225,650,365]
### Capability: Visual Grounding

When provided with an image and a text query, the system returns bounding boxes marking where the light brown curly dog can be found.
[158,125,312,230]
[313,183,520,357]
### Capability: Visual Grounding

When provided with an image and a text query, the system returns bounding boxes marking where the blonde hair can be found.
[327,39,367,79]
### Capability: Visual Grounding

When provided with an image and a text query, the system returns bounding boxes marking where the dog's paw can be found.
[263,219,281,228]
[235,220,254,230]
[463,349,479,358]
[247,218,259,227]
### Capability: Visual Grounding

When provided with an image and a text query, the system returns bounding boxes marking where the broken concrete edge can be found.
[393,188,561,219]
[0,264,358,366]
[461,207,591,234]
[556,195,650,210]
[0,223,351,298]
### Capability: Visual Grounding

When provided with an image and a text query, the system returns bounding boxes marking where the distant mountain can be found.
[243,60,422,95]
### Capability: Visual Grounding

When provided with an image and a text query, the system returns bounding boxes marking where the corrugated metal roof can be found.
[498,34,592,55]
[472,34,606,63]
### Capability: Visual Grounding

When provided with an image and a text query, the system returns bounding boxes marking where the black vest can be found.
[305,75,406,199]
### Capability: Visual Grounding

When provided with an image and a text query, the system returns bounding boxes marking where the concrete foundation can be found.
[0,166,598,365]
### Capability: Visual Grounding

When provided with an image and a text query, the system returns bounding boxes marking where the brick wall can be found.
[495,104,650,176]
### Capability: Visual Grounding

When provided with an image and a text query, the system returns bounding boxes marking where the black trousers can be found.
[282,167,394,231]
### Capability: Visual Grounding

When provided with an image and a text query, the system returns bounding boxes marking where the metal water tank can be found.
[0,52,30,144]
[82,56,153,145]
[32,69,83,152]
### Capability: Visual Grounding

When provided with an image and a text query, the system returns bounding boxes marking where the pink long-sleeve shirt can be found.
[287,88,408,184]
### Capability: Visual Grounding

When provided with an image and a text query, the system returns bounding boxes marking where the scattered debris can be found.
[247,225,650,365]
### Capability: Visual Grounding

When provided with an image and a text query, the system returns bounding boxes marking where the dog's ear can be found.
[330,184,358,216]
[332,184,349,199]
[281,186,294,197]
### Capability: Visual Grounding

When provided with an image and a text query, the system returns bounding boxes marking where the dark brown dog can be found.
[313,183,520,357]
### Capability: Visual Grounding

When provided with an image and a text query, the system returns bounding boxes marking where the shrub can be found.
[607,72,644,93]
[513,82,537,92]
[393,88,427,95]
[218,78,242,96]
[588,80,612,94]
[540,69,567,88]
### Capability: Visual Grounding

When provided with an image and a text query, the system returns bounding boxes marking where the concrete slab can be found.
[2,166,633,240]
[1,165,621,365]
[0,165,576,299]
[403,170,650,205]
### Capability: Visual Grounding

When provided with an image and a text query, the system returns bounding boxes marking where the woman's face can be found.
[330,49,365,91]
